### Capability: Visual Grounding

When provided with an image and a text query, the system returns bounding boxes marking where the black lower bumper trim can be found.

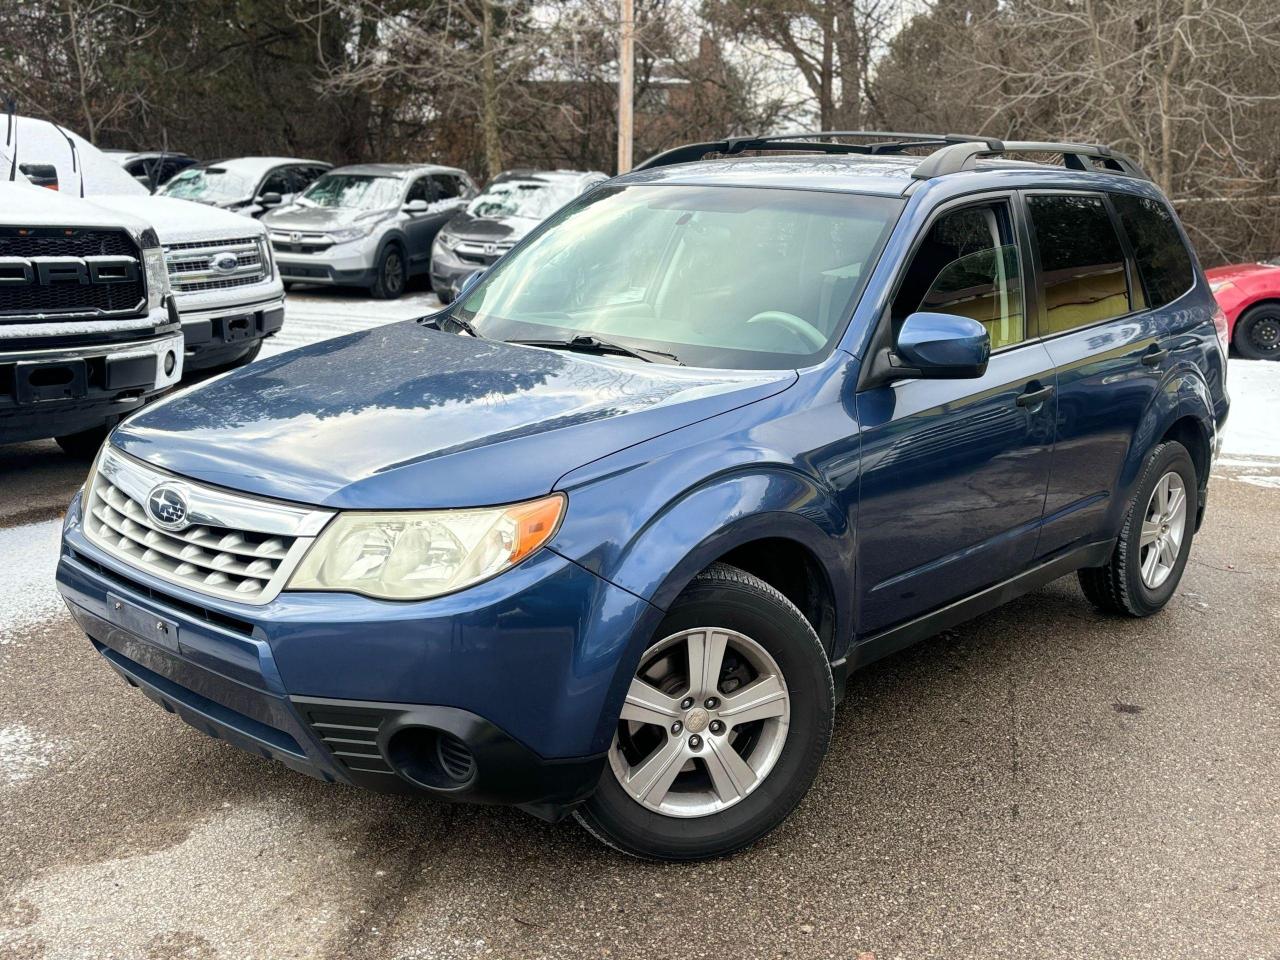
[292,695,606,821]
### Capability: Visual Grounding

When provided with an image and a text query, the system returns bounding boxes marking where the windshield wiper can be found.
[508,335,683,365]
[420,312,482,338]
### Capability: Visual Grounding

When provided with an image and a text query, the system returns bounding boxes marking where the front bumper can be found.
[56,493,650,816]
[273,237,377,288]
[1,324,183,444]
[178,296,285,372]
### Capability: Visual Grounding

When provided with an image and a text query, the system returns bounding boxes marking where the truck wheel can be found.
[55,423,113,460]
[1078,441,1198,617]
[575,563,833,861]
[370,245,406,300]
[1233,303,1280,360]
[204,341,263,375]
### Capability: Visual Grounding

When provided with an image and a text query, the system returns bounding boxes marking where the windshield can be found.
[299,174,402,210]
[160,165,254,202]
[466,179,577,221]
[454,184,902,370]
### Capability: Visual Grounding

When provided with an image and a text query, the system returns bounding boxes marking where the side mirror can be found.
[456,269,485,300]
[403,198,429,213]
[258,192,283,207]
[893,312,990,379]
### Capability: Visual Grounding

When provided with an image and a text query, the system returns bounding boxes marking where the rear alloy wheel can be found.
[576,564,833,861]
[371,245,406,300]
[1079,441,1198,616]
[1233,303,1280,360]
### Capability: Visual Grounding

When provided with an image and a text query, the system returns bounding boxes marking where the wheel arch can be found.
[1113,366,1217,535]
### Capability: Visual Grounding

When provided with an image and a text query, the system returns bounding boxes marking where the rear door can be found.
[1026,191,1186,557]
[855,195,1057,635]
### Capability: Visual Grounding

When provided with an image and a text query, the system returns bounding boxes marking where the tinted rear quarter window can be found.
[1111,193,1194,308]
[1028,194,1134,334]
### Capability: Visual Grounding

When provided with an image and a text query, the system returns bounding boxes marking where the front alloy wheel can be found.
[608,627,791,817]
[576,564,833,861]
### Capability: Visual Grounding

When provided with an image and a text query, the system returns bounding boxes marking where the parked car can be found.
[1206,259,1280,360]
[102,150,198,191]
[431,169,607,303]
[159,157,332,218]
[56,133,1228,860]
[3,117,286,376]
[0,180,182,455]
[264,163,476,299]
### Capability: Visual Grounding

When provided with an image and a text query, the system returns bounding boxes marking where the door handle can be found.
[1016,384,1055,408]
[1141,346,1170,366]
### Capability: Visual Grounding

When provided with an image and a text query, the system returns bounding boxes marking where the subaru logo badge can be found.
[210,251,239,274]
[146,483,190,531]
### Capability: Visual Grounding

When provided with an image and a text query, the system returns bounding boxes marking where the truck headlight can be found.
[287,495,565,600]
[140,228,170,311]
[257,235,275,280]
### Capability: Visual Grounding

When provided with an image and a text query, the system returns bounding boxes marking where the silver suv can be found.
[264,164,476,299]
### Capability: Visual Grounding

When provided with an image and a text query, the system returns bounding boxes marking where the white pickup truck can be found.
[0,180,183,455]
[3,116,286,375]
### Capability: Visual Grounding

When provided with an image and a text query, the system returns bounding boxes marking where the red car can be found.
[1206,259,1280,359]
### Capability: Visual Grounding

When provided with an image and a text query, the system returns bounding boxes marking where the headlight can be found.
[142,235,170,311]
[435,232,460,253]
[286,494,565,600]
[255,234,274,279]
[1208,280,1234,294]
[327,222,377,244]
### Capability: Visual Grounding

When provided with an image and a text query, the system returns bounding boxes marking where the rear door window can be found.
[1028,194,1132,333]
[1111,193,1194,308]
[891,201,1026,350]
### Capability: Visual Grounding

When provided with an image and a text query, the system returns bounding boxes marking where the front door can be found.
[854,197,1056,635]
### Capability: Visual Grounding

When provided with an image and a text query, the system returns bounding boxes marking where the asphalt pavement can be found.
[0,297,1276,959]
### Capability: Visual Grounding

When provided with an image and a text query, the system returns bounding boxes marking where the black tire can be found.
[55,422,113,460]
[1233,303,1280,360]
[1078,441,1198,617]
[370,244,406,300]
[575,563,834,861]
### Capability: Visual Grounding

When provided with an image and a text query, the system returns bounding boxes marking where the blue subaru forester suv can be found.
[57,133,1229,860]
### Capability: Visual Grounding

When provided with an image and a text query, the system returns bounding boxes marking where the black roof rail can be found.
[911,139,1149,180]
[633,131,1002,172]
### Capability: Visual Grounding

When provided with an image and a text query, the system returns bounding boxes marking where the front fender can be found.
[552,467,855,754]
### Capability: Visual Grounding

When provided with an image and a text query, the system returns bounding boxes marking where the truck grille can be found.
[0,226,145,320]
[164,236,268,295]
[83,447,333,605]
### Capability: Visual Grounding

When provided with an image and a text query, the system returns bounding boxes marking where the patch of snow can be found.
[1222,359,1280,461]
[0,725,57,784]
[0,519,67,642]
[1235,474,1280,489]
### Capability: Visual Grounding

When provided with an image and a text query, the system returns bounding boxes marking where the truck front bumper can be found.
[178,296,285,372]
[1,326,183,444]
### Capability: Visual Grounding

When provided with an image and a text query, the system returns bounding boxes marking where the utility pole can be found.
[617,0,634,174]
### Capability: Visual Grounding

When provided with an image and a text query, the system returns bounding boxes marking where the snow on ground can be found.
[1220,358,1280,466]
[0,725,58,784]
[0,519,67,643]
[264,286,441,359]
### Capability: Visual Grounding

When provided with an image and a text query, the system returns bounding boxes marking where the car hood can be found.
[442,211,532,243]
[87,195,267,244]
[263,205,389,232]
[1206,261,1280,285]
[112,321,797,509]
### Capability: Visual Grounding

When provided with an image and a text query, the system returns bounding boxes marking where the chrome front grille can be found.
[83,447,333,605]
[164,236,268,294]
